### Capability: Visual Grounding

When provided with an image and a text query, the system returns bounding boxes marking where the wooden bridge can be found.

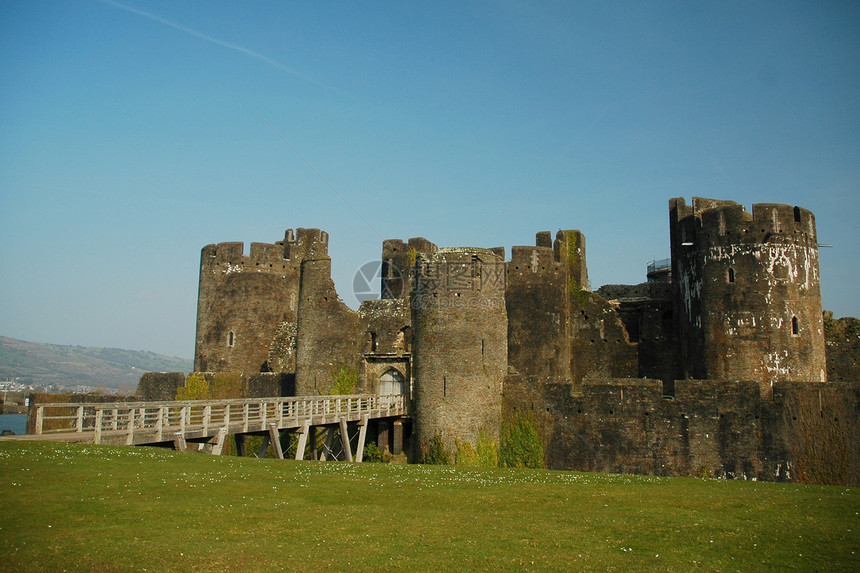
[24,394,407,462]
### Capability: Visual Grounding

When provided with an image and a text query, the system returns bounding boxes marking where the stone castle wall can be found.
[506,236,570,379]
[295,257,362,395]
[504,375,859,485]
[181,196,857,483]
[824,313,860,383]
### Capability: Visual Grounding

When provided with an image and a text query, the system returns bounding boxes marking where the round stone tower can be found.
[410,247,507,460]
[670,198,826,397]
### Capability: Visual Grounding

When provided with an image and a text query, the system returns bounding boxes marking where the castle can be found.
[188,197,858,484]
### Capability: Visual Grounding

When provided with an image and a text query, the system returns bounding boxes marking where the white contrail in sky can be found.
[98,0,332,90]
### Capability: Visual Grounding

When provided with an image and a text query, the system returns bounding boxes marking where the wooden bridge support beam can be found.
[94,410,103,445]
[355,415,369,463]
[320,427,336,461]
[210,427,228,456]
[235,434,246,457]
[310,426,318,460]
[339,417,353,463]
[295,421,311,461]
[257,435,270,458]
[173,432,187,453]
[269,424,284,460]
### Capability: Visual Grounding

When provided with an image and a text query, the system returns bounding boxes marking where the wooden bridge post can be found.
[156,407,165,442]
[339,417,353,462]
[210,427,228,456]
[125,409,135,446]
[295,420,310,461]
[203,405,211,435]
[355,415,369,463]
[75,405,84,432]
[35,406,44,435]
[269,423,284,460]
[310,426,318,460]
[320,427,335,461]
[173,432,187,452]
[94,409,103,444]
[180,406,187,435]
[257,435,271,458]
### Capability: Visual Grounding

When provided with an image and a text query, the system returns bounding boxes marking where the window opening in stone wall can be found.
[228,331,235,347]
[481,338,485,355]
[369,332,378,352]
[792,316,799,335]
[401,326,412,352]
[443,376,447,397]
[728,268,735,283]
[794,206,801,223]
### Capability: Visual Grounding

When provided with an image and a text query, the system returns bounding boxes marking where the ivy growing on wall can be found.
[424,433,451,465]
[499,417,545,469]
[329,364,359,395]
[455,431,499,468]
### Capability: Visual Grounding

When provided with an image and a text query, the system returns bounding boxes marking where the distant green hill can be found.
[0,336,192,393]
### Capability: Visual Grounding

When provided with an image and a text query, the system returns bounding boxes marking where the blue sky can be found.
[1,1,858,359]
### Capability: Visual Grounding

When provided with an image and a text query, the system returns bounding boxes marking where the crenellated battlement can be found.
[507,230,588,283]
[201,241,292,274]
[555,230,588,289]
[673,198,818,249]
[509,244,559,272]
[286,227,329,260]
[200,228,330,275]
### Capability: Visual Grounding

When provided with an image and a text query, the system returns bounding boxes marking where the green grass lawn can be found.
[0,441,856,572]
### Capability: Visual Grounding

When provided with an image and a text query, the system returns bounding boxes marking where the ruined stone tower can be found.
[669,198,826,396]
[194,228,328,375]
[381,237,438,299]
[410,247,507,458]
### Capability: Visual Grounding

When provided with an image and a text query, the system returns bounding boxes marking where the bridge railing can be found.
[33,394,407,442]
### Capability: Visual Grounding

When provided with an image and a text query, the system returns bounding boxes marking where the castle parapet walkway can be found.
[27,394,407,462]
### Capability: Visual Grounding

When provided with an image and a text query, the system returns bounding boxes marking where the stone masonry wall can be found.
[597,282,680,393]
[411,248,507,459]
[358,298,412,395]
[670,198,826,396]
[295,257,362,395]
[824,313,860,383]
[136,372,185,401]
[506,234,570,379]
[194,228,328,375]
[503,376,859,485]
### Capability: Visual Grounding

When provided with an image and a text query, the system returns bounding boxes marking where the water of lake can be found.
[0,414,28,435]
